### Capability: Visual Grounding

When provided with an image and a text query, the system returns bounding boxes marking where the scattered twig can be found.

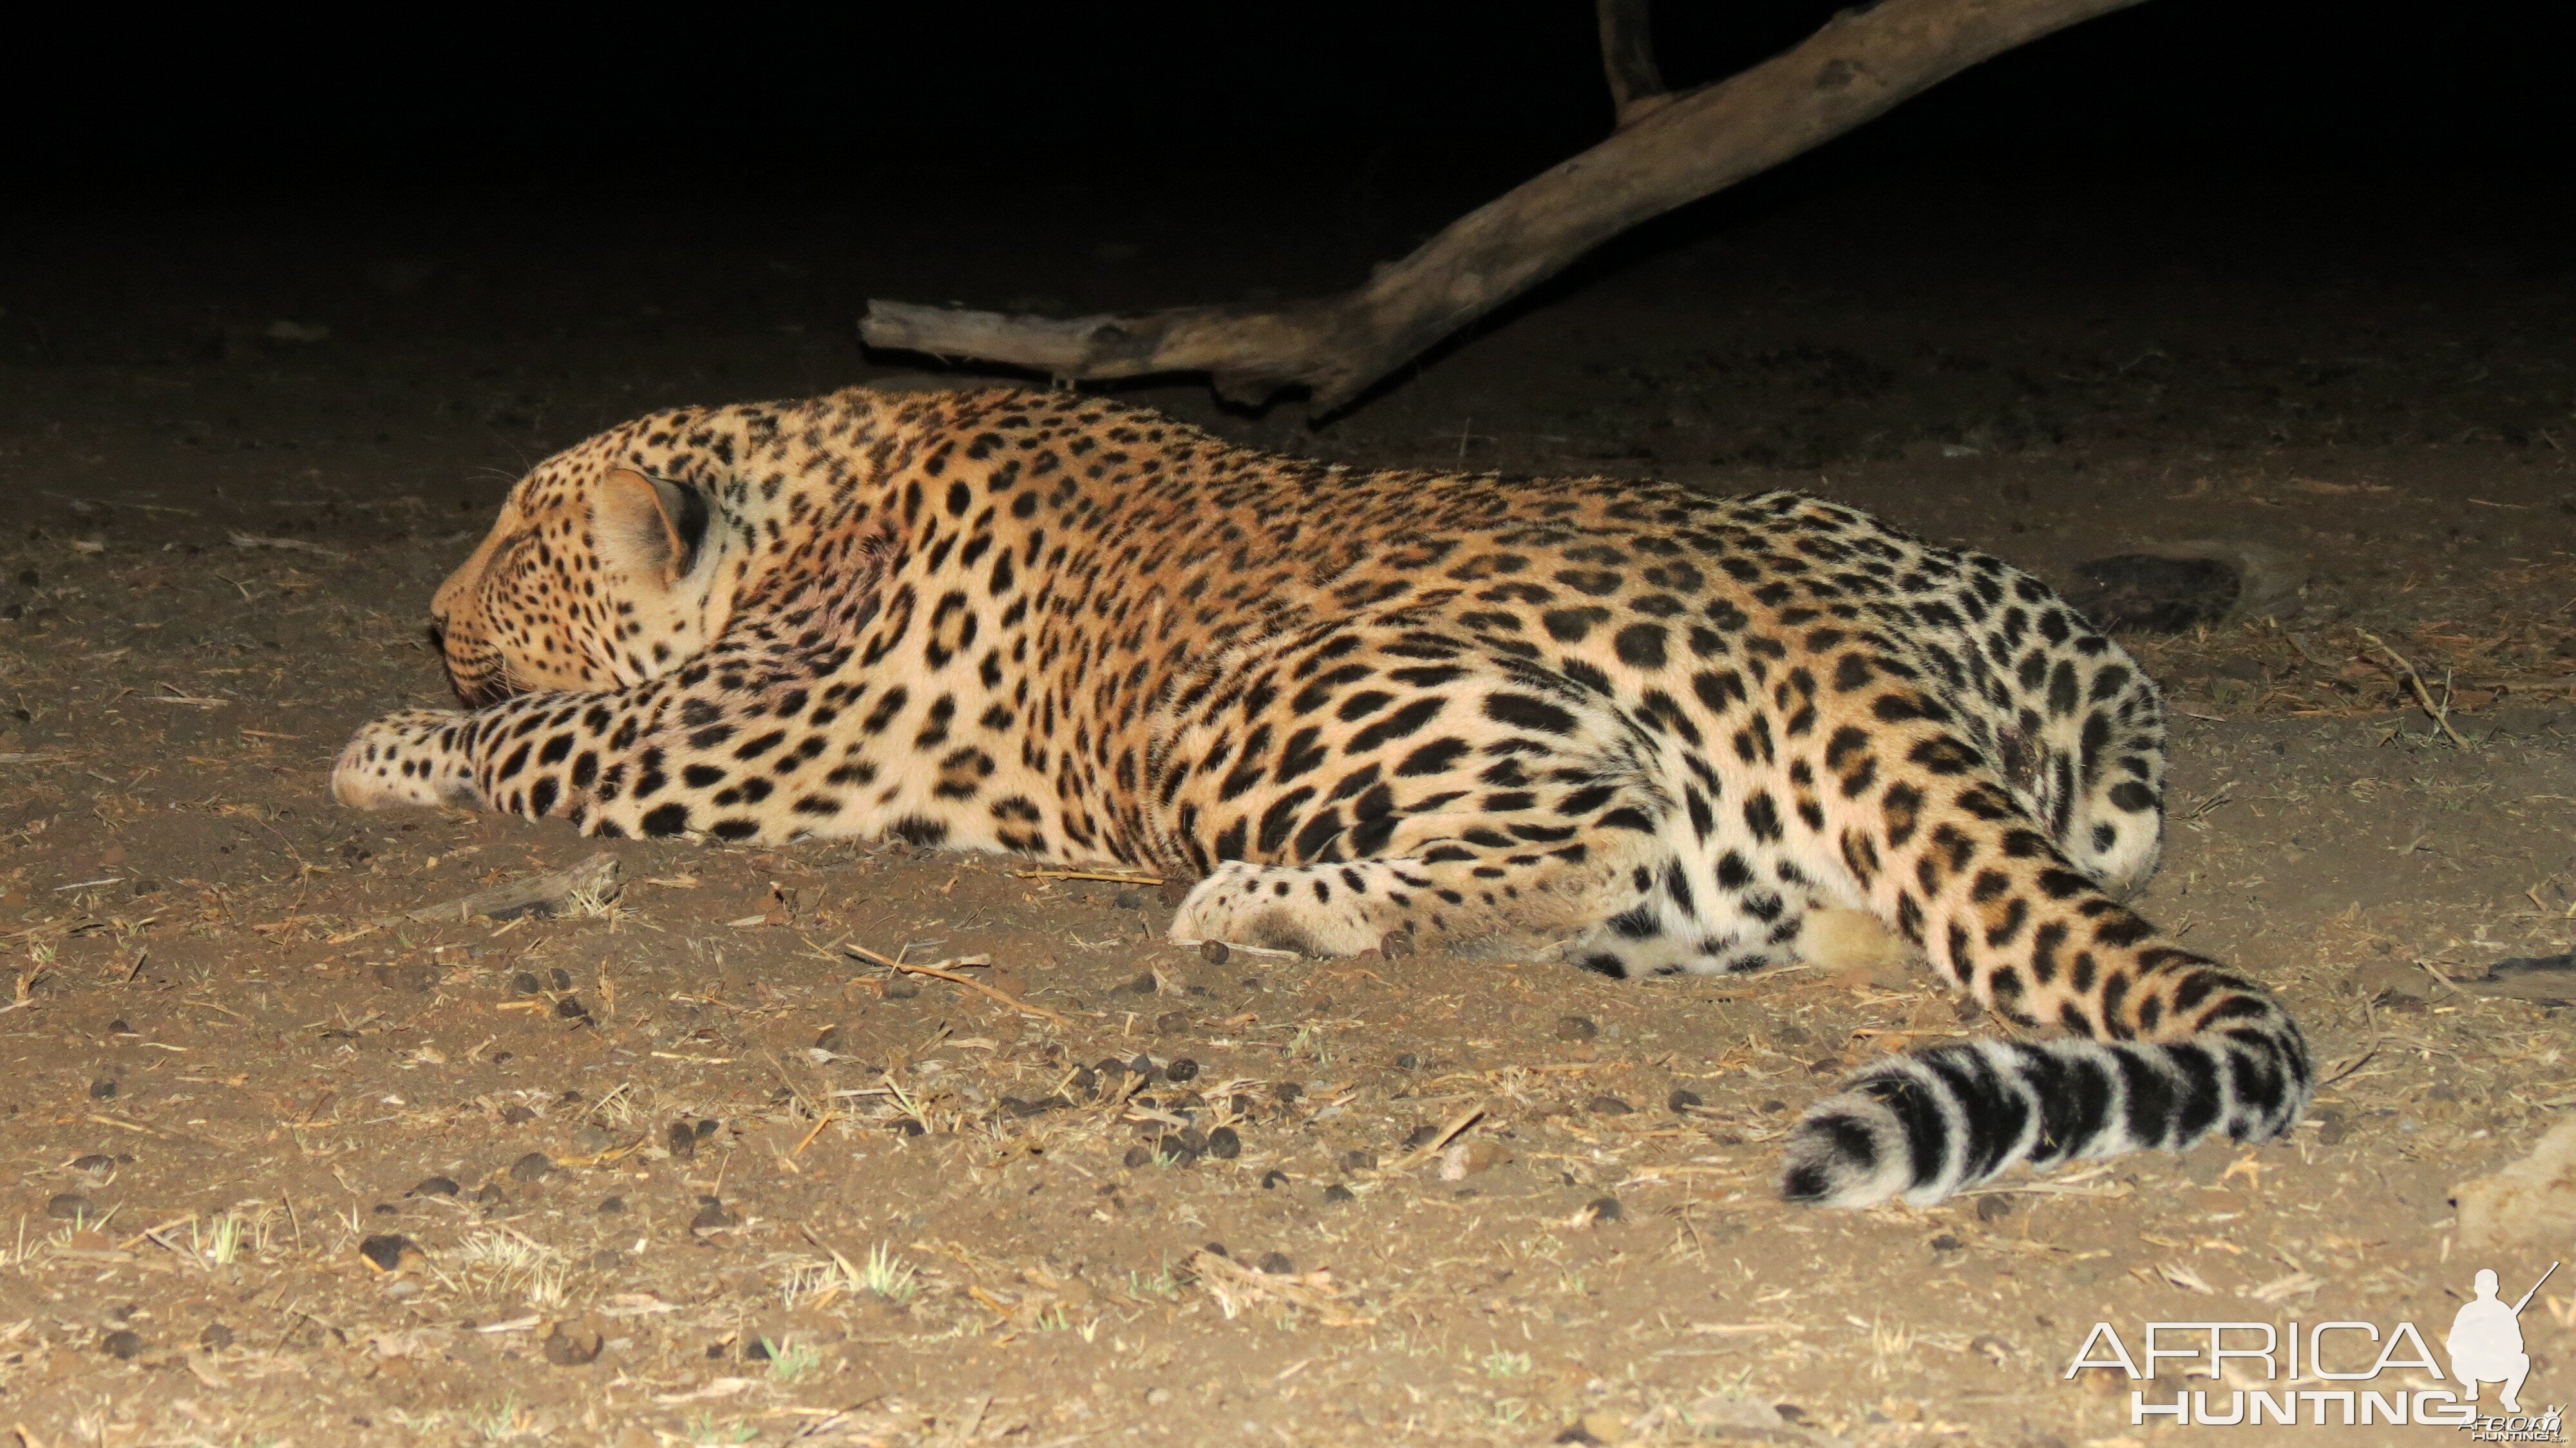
[2358,630,2472,748]
[2318,1041,2383,1089]
[850,948,1068,1026]
[365,852,622,928]
[1172,937,1303,960]
[1372,1104,1488,1178]
[227,530,350,562]
[1008,868,1164,885]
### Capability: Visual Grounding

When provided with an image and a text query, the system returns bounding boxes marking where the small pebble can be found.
[511,972,543,995]
[573,1124,615,1152]
[1975,1195,2016,1223]
[199,1322,232,1351]
[1124,973,1157,995]
[688,1201,739,1232]
[1199,940,1230,964]
[1144,1386,1175,1407]
[1338,1149,1376,1172]
[694,1118,719,1139]
[1553,1016,1598,1042]
[554,996,591,1020]
[1174,1127,1209,1154]
[499,1105,537,1125]
[665,1120,698,1159]
[891,1119,924,1138]
[1588,1095,1634,1116]
[1439,1140,1511,1180]
[1113,890,1144,910]
[1202,1241,1229,1257]
[357,1234,413,1271]
[1585,1195,1623,1224]
[549,967,574,991]
[1667,1089,1704,1113]
[507,1152,553,1182]
[99,1329,141,1360]
[543,1321,604,1366]
[598,1196,627,1215]
[1931,1233,1965,1255]
[1382,931,1416,957]
[1153,1011,1190,1034]
[88,1078,117,1100]
[1206,1126,1242,1159]
[106,1018,132,1034]
[884,979,921,1000]
[1392,1053,1419,1070]
[1401,1125,1442,1151]
[473,1183,505,1206]
[1260,1169,1290,1189]
[813,1024,845,1052]
[1322,1184,1356,1205]
[1256,1252,1294,1275]
[1164,1057,1200,1082]
[373,1202,401,1216]
[1128,1053,1157,1079]
[410,1175,460,1197]
[70,1153,115,1177]
[1122,1145,1153,1168]
[46,1193,93,1221]
[1273,1081,1304,1103]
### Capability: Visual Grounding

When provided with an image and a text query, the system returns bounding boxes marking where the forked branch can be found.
[1597,0,1672,128]
[861,0,2148,416]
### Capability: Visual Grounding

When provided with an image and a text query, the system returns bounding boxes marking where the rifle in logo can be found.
[2452,1262,2557,1415]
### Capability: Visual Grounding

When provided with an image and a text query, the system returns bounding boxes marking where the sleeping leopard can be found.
[332,385,2310,1207]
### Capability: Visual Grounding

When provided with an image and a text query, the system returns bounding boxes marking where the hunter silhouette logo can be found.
[2063,1260,2566,1431]
[2452,1264,2555,1415]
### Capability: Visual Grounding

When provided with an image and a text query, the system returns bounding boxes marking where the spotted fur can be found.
[332,386,2311,1206]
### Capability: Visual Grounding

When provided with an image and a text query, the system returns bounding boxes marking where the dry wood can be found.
[1596,0,1671,127]
[1007,868,1164,885]
[862,0,2146,414]
[368,851,622,927]
[893,960,1066,1026]
[844,944,1070,1025]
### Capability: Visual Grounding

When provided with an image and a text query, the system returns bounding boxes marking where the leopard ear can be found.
[595,468,710,583]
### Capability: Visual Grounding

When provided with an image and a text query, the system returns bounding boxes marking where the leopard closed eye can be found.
[332,385,2311,1208]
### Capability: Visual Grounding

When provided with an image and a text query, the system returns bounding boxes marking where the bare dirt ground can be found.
[2,172,2572,1445]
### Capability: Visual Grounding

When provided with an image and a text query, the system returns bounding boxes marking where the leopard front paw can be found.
[331,709,479,811]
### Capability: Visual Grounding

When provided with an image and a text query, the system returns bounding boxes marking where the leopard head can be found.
[430,462,727,708]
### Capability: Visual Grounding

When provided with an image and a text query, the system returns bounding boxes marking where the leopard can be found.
[332,385,2311,1208]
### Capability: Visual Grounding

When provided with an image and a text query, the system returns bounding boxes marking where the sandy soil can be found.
[1,173,2572,1445]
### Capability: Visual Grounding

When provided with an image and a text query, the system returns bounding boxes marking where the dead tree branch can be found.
[861,0,2148,416]
[1597,0,1671,128]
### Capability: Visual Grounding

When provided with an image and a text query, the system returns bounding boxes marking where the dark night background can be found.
[9,1,2575,477]
[23,3,2576,199]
